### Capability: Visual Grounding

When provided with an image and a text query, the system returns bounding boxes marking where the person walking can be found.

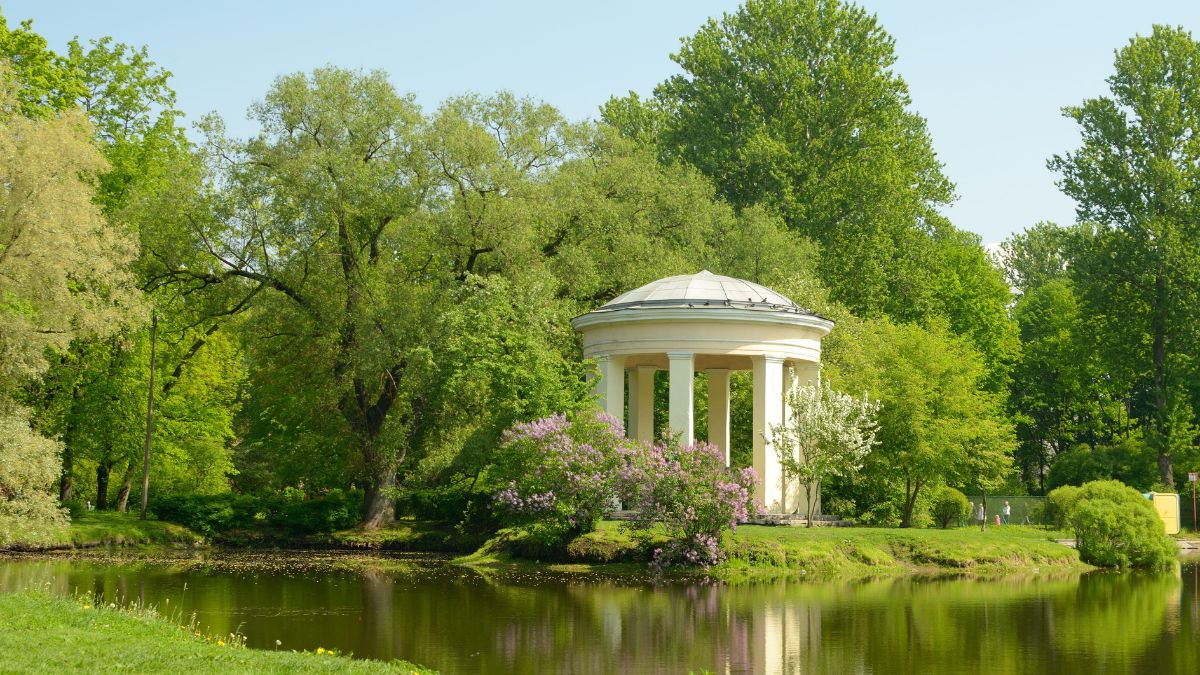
[975,501,986,531]
[1002,500,1011,525]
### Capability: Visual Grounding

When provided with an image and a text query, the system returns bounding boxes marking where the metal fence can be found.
[964,496,1046,526]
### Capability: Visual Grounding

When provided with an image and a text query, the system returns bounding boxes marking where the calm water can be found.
[1,551,1197,674]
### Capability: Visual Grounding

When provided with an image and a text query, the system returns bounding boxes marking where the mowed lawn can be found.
[0,591,434,674]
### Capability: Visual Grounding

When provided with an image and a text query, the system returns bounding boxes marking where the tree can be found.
[604,0,955,320]
[830,318,1015,527]
[771,380,879,525]
[1049,25,1200,487]
[0,70,141,543]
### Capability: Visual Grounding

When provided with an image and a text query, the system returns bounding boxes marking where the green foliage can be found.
[1068,480,1176,569]
[1045,485,1082,530]
[153,490,363,537]
[1049,25,1200,487]
[1045,439,1159,492]
[931,486,971,528]
[828,317,1015,527]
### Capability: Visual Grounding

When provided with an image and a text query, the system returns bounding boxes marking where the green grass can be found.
[1,512,203,552]
[0,591,434,673]
[461,521,1087,580]
[719,524,1085,579]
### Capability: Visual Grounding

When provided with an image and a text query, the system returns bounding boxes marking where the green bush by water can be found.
[1068,480,1176,569]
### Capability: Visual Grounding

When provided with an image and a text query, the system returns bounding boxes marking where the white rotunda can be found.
[571,271,833,514]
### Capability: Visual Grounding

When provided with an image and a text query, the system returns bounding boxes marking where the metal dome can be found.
[599,270,807,313]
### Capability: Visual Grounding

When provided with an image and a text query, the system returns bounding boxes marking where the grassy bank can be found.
[458,521,1088,579]
[720,524,1086,579]
[1,512,202,552]
[0,591,433,673]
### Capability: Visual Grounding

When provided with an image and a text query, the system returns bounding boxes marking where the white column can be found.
[594,354,626,423]
[635,365,656,442]
[781,364,795,513]
[753,355,785,513]
[707,369,731,466]
[627,366,639,439]
[667,352,695,445]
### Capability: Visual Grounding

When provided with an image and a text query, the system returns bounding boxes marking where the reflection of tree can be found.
[1051,571,1178,672]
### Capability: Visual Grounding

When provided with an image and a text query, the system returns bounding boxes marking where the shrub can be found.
[154,490,363,536]
[269,489,362,534]
[1045,485,1082,530]
[931,486,970,528]
[152,494,260,536]
[1069,480,1176,569]
[489,410,630,544]
[620,437,761,568]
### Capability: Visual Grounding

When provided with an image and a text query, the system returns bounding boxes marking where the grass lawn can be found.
[720,524,1085,579]
[455,520,1086,580]
[0,591,434,674]
[1,512,202,552]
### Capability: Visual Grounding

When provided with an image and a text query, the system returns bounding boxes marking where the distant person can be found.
[968,502,975,528]
[995,514,1001,526]
[1002,501,1011,525]
[975,502,986,531]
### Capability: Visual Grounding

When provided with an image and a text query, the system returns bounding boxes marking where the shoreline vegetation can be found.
[0,591,434,674]
[9,511,1197,582]
[3,512,1100,580]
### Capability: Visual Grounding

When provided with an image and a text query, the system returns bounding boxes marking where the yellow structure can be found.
[571,271,833,514]
[1147,492,1180,535]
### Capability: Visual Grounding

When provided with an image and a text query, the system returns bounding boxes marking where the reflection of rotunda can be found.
[571,271,833,514]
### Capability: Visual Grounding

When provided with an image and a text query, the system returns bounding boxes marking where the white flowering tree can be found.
[771,380,880,526]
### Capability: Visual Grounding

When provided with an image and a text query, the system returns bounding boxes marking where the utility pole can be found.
[139,314,157,520]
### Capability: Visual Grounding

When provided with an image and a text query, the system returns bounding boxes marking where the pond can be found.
[1,551,1197,674]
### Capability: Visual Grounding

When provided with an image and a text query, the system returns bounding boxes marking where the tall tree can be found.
[0,70,141,543]
[604,0,955,320]
[1049,25,1200,486]
[829,318,1014,527]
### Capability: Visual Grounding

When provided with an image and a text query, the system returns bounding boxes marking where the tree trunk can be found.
[59,448,74,503]
[1152,267,1174,487]
[95,461,112,510]
[362,464,396,529]
[115,461,138,513]
[901,477,917,528]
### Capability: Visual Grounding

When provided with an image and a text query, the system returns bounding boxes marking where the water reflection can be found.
[0,553,1196,674]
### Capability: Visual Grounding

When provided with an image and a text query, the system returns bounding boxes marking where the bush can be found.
[153,494,260,537]
[1070,480,1176,569]
[269,489,362,534]
[931,486,970,528]
[620,438,760,568]
[153,490,363,536]
[1045,485,1082,530]
[489,410,630,544]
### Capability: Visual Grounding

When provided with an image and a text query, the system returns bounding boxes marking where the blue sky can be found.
[6,1,1200,244]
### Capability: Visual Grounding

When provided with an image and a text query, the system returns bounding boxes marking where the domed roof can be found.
[599,270,808,313]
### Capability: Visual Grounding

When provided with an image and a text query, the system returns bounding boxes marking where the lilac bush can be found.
[490,410,629,540]
[620,437,762,568]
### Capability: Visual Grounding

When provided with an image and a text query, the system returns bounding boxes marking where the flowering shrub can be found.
[490,410,629,541]
[620,437,761,568]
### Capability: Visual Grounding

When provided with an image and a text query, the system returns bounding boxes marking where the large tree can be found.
[0,71,141,543]
[829,318,1014,527]
[1049,25,1200,487]
[604,0,954,319]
